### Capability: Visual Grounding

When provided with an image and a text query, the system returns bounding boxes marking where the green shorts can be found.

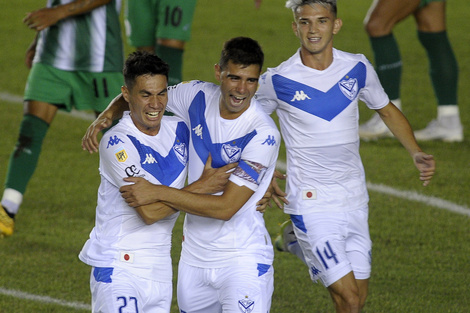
[24,63,123,113]
[419,0,445,8]
[125,0,197,47]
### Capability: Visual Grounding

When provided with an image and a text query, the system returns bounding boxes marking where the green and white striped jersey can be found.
[34,0,124,73]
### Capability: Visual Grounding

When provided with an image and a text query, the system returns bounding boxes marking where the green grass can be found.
[1,0,470,312]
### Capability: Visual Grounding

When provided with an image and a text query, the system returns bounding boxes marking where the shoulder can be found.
[334,48,371,65]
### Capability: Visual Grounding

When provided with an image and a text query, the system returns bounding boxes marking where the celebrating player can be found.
[255,1,436,312]
[82,37,280,313]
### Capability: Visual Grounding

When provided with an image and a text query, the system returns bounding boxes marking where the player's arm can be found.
[131,155,237,223]
[82,94,129,153]
[24,0,112,31]
[377,102,435,186]
[121,178,253,221]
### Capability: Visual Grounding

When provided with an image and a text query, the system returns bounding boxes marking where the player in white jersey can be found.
[255,1,435,312]
[79,51,232,312]
[82,37,280,313]
[1,0,124,237]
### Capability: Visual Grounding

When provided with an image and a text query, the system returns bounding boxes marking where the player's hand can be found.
[266,170,288,209]
[256,190,271,213]
[413,152,435,186]
[194,154,238,194]
[23,7,63,31]
[81,115,112,153]
[120,177,160,207]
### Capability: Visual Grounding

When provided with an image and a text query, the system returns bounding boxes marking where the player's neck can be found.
[299,48,333,71]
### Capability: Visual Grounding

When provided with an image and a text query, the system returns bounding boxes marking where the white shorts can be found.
[90,267,172,313]
[290,208,372,287]
[177,261,274,313]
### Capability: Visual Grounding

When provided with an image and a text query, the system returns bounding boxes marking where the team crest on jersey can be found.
[115,149,128,162]
[338,76,358,100]
[238,295,255,313]
[173,142,188,165]
[221,143,241,163]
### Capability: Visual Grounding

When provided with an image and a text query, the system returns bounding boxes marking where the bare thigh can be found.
[414,1,446,32]
[364,0,421,36]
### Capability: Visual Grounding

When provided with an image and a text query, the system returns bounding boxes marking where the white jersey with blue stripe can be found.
[256,49,390,214]
[167,81,280,268]
[79,112,189,282]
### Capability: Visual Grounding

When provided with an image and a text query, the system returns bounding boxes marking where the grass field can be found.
[1,0,469,312]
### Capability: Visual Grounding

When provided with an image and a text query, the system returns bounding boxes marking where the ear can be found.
[291,21,298,37]
[214,63,222,82]
[121,85,130,103]
[333,18,343,35]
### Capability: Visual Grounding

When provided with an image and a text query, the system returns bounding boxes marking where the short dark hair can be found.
[219,37,264,71]
[123,51,170,90]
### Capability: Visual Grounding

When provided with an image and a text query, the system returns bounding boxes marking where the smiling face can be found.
[292,3,342,64]
[122,74,168,136]
[215,60,261,119]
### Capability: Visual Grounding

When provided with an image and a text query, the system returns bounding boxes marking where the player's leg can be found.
[125,0,158,53]
[156,0,197,86]
[218,263,274,313]
[1,63,64,237]
[413,1,462,142]
[177,261,222,313]
[90,267,172,313]
[359,0,421,140]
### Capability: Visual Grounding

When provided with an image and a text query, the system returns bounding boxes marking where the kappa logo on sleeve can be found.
[261,135,276,146]
[106,135,124,148]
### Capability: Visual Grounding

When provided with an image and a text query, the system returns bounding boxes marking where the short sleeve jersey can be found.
[79,112,189,282]
[167,81,281,268]
[256,49,389,214]
[34,0,124,72]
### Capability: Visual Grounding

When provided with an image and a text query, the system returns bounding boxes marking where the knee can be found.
[364,16,393,37]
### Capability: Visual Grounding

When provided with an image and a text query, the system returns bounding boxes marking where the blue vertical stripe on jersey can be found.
[188,90,257,168]
[272,62,366,121]
[127,122,188,186]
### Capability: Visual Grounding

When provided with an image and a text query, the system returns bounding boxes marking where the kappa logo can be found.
[221,143,241,164]
[238,296,255,313]
[193,124,203,139]
[107,135,124,148]
[261,135,276,146]
[173,142,188,165]
[311,265,322,276]
[142,153,157,164]
[338,76,358,100]
[290,90,311,101]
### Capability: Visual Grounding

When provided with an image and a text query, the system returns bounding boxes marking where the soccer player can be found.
[82,37,280,313]
[125,0,263,86]
[0,0,124,238]
[79,51,235,312]
[255,1,436,312]
[358,0,463,142]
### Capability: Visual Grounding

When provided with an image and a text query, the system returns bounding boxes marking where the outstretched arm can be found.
[24,0,111,31]
[82,93,129,153]
[377,102,436,186]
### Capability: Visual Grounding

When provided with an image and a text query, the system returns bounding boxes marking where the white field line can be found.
[0,287,91,311]
[1,91,469,308]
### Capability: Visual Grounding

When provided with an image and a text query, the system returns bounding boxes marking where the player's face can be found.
[215,60,261,119]
[292,3,342,56]
[122,74,168,136]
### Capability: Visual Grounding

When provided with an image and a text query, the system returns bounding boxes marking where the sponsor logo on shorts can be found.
[238,295,255,313]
